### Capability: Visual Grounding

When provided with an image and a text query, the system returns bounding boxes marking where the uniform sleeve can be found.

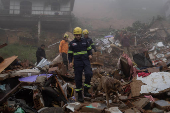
[68,42,73,63]
[90,39,97,52]
[59,40,63,53]
[86,40,92,56]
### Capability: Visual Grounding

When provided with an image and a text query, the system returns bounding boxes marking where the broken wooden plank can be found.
[0,83,22,104]
[133,98,150,108]
[124,107,141,113]
[127,100,145,113]
[0,56,18,73]
[147,67,160,73]
[55,76,68,101]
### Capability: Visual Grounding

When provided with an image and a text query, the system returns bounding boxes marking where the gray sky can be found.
[73,0,169,29]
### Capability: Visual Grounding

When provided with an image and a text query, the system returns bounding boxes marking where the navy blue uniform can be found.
[68,38,93,92]
[84,37,97,52]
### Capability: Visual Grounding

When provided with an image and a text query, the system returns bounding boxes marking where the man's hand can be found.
[59,53,62,56]
[41,57,43,59]
[69,63,73,68]
[89,55,92,59]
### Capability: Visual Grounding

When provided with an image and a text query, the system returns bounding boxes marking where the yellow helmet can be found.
[73,27,82,35]
[64,33,69,38]
[83,29,89,35]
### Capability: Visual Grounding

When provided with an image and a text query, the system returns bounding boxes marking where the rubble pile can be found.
[2,19,170,113]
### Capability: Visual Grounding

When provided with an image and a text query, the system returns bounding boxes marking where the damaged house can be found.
[0,0,75,45]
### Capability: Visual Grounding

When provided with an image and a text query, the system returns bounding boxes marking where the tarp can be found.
[105,35,113,38]
[19,74,53,82]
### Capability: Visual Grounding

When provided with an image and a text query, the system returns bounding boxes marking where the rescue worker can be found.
[68,27,93,103]
[83,29,97,52]
[59,33,69,72]
[36,44,46,64]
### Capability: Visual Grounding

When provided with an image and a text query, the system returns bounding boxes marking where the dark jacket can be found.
[68,38,92,67]
[84,37,97,52]
[121,36,130,47]
[36,47,46,63]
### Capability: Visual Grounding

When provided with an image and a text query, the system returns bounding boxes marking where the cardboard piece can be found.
[48,67,58,73]
[124,108,141,113]
[130,78,144,97]
[147,67,160,73]
[51,55,63,66]
[61,64,67,75]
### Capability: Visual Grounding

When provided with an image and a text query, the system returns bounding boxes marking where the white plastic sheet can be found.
[66,102,81,112]
[108,37,115,44]
[149,46,155,51]
[105,107,122,113]
[101,39,110,45]
[36,58,51,68]
[156,54,164,58]
[61,83,68,97]
[157,42,164,47]
[137,72,170,94]
[150,28,159,32]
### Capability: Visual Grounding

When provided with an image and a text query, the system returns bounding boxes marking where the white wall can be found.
[9,0,71,15]
[60,1,71,11]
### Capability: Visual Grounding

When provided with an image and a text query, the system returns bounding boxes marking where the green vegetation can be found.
[0,43,37,63]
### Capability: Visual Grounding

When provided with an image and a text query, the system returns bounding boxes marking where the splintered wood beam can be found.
[55,76,68,101]
[0,56,18,73]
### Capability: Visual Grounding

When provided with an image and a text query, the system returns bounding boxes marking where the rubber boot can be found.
[77,91,84,103]
[84,88,92,97]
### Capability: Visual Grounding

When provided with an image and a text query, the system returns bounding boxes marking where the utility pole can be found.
[38,20,41,41]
